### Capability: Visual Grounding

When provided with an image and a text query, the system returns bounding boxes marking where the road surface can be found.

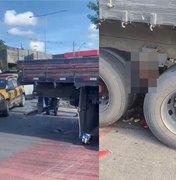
[100,120,176,180]
[0,100,98,180]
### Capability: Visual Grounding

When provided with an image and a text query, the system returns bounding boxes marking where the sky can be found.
[0,0,98,54]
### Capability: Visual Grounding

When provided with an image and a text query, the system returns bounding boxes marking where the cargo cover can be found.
[100,0,176,26]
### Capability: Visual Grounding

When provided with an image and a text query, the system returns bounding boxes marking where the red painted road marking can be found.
[99,150,111,159]
[99,133,105,141]
[100,126,113,141]
[0,140,98,180]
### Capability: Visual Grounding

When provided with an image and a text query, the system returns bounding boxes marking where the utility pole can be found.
[73,41,76,57]
[72,42,86,57]
[77,42,86,57]
[29,10,67,56]
[44,17,47,54]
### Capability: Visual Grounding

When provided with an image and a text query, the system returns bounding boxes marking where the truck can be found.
[99,0,176,148]
[17,50,99,144]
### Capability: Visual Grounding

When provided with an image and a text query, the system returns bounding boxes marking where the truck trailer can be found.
[99,0,176,148]
[17,50,99,144]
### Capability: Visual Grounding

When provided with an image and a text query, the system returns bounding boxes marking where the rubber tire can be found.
[99,49,129,127]
[19,94,25,107]
[3,101,10,117]
[144,68,176,149]
[103,48,136,109]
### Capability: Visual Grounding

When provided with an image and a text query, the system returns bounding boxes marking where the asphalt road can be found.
[0,101,98,180]
[100,120,176,180]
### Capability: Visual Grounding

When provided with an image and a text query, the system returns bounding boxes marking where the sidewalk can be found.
[11,99,38,115]
[11,99,78,115]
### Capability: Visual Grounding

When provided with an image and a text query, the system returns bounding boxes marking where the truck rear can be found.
[99,0,176,148]
[17,51,99,143]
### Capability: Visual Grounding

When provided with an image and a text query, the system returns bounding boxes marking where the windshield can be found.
[0,79,7,89]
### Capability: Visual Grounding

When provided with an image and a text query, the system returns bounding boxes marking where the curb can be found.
[24,109,38,115]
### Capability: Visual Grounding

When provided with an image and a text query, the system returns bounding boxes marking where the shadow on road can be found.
[0,112,98,151]
[106,119,165,147]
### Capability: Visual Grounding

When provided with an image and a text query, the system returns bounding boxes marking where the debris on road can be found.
[122,117,134,123]
[134,118,141,123]
[53,128,64,133]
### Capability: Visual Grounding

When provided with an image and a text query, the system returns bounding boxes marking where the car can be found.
[0,74,25,116]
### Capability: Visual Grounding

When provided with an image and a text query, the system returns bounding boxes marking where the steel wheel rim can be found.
[161,91,176,135]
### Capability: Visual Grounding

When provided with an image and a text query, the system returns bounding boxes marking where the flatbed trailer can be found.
[17,54,99,143]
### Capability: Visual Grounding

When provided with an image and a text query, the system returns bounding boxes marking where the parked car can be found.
[0,74,25,116]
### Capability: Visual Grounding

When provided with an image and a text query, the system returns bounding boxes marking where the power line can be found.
[29,10,67,54]
[6,32,63,45]
[29,10,67,18]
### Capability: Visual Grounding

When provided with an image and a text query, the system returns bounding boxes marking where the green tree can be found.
[0,40,6,49]
[0,40,7,71]
[87,1,99,28]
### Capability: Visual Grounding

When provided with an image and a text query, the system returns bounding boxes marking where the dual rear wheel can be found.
[99,48,176,148]
[144,68,176,148]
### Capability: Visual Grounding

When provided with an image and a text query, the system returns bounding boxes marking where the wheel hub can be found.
[161,92,176,134]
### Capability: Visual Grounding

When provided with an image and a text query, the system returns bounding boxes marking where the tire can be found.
[3,101,10,117]
[99,49,129,126]
[19,94,25,107]
[144,68,176,149]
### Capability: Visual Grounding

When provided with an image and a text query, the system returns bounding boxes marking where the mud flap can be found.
[78,87,99,143]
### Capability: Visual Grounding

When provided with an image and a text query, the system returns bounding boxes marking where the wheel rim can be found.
[161,91,176,135]
[99,77,110,112]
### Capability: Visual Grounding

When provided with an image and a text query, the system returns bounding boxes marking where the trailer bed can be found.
[17,56,99,87]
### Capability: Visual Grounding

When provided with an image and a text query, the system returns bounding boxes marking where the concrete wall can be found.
[7,47,52,64]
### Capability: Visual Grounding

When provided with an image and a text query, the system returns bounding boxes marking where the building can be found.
[0,47,52,71]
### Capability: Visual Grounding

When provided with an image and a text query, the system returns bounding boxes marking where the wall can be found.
[7,47,52,64]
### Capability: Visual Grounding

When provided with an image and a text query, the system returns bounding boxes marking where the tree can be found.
[0,40,7,71]
[0,40,6,50]
[87,1,99,28]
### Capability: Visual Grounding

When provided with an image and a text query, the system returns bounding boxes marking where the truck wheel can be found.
[99,49,129,126]
[144,69,176,149]
[3,101,10,117]
[19,94,25,107]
